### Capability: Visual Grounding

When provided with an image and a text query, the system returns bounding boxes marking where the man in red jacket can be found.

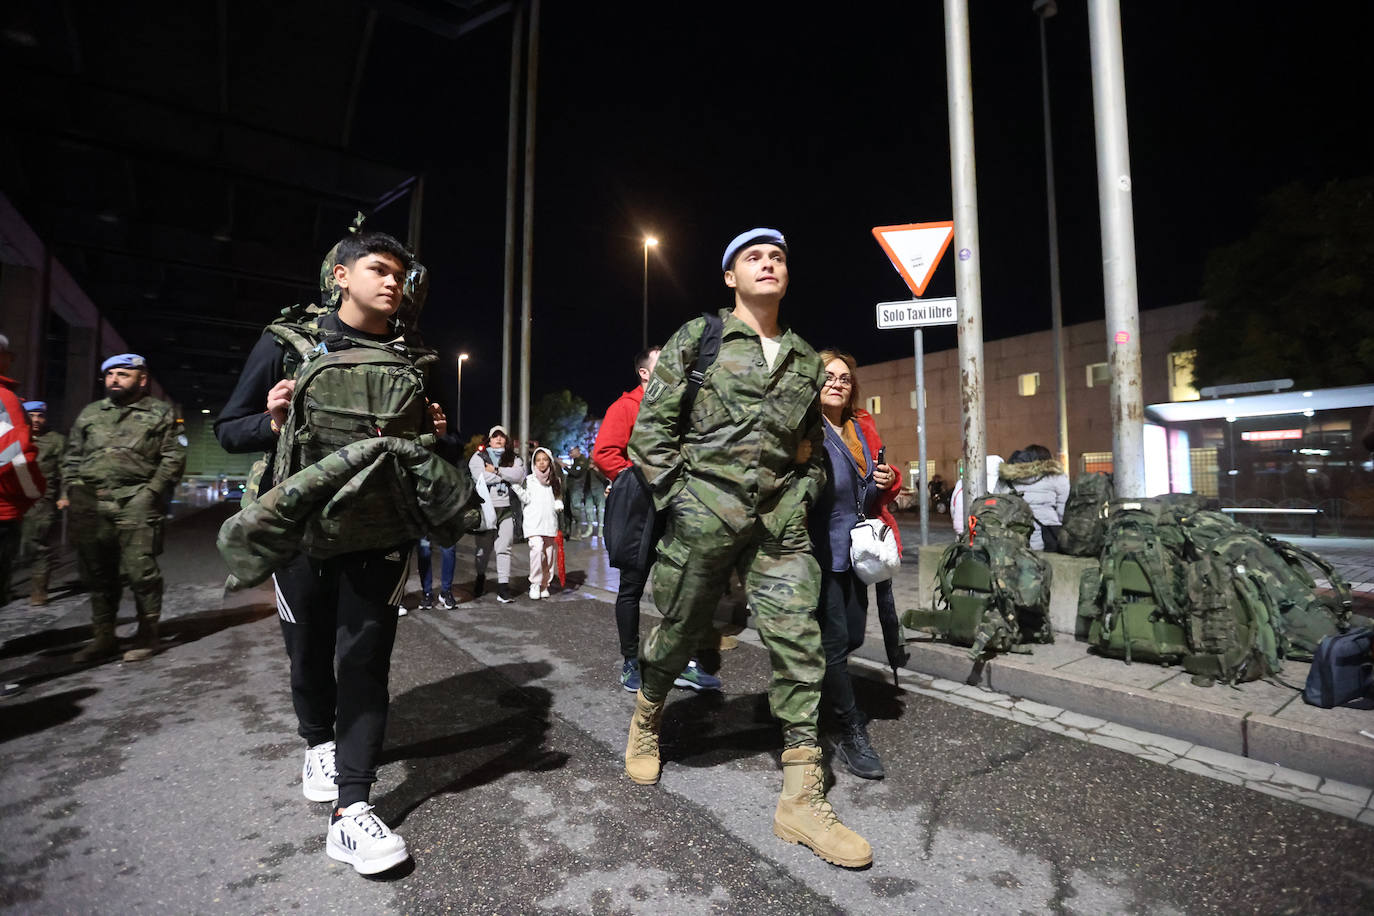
[592,346,721,694]
[0,334,46,605]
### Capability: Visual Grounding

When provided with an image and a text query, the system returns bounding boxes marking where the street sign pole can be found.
[915,328,928,546]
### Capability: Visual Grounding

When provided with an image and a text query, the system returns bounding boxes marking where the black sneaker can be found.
[833,721,885,780]
[418,592,434,610]
[496,583,515,604]
[437,592,456,609]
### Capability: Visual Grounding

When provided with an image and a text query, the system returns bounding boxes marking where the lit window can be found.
[1081,451,1113,474]
[866,396,882,415]
[1018,372,1040,397]
[1086,363,1110,387]
[1168,350,1199,401]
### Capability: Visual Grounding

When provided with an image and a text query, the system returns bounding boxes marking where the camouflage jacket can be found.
[32,431,65,505]
[61,396,186,502]
[217,435,479,588]
[630,309,826,537]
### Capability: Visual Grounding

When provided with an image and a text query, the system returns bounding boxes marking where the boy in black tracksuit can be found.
[216,231,445,875]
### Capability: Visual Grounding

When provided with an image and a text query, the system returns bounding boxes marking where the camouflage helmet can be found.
[319,212,369,307]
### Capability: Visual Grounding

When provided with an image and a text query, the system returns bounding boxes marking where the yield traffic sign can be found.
[872,221,955,297]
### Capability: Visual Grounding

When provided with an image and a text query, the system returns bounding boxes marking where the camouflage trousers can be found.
[68,488,164,631]
[641,484,824,747]
[20,500,58,594]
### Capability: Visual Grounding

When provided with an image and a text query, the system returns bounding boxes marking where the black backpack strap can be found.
[678,311,724,429]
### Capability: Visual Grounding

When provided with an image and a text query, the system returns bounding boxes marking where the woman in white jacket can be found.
[993,444,1069,551]
[514,447,564,599]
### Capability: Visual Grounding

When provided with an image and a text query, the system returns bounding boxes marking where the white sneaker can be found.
[302,741,339,803]
[528,585,541,599]
[540,588,550,599]
[326,802,409,875]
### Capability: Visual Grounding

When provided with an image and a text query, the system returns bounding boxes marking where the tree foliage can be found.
[530,390,595,455]
[1190,177,1374,389]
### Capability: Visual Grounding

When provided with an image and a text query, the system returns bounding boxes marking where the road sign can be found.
[872,222,955,296]
[875,298,957,330]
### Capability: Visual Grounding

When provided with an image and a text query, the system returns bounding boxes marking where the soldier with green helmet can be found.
[623,228,873,869]
[59,354,186,662]
[20,400,64,605]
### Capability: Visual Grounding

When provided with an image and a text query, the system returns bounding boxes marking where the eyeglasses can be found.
[823,373,853,388]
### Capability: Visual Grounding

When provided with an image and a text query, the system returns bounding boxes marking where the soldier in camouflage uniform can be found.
[623,228,872,869]
[20,401,64,605]
[59,355,186,663]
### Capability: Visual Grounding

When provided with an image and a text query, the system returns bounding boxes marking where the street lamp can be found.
[642,236,658,350]
[456,353,469,435]
[1034,0,1070,472]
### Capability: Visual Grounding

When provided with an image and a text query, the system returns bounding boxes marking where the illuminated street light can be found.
[642,236,658,350]
[457,353,470,435]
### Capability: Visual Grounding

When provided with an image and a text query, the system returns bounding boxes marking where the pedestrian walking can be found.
[513,446,563,599]
[0,335,45,606]
[565,445,591,539]
[19,401,64,605]
[416,537,457,609]
[59,354,184,662]
[622,227,872,868]
[215,230,451,876]
[810,349,900,780]
[469,425,526,603]
[592,348,722,694]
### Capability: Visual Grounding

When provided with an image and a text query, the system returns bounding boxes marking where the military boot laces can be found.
[624,690,664,785]
[773,746,873,869]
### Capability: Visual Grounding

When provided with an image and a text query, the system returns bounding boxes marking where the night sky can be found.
[350,2,1372,434]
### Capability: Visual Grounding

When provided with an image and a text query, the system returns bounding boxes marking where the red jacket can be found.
[0,376,45,520]
[591,386,644,483]
[853,408,903,555]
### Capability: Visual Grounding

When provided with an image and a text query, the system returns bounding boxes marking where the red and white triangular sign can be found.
[872,222,955,297]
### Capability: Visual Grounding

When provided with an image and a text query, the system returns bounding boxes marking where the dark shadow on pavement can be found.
[377,662,570,828]
[0,603,276,696]
[663,690,783,768]
[0,688,99,744]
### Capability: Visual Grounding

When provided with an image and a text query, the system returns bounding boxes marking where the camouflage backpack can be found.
[1057,472,1115,556]
[1078,498,1190,664]
[1178,547,1283,685]
[905,493,1053,659]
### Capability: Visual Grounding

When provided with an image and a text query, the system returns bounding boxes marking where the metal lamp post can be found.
[642,236,658,350]
[456,352,469,435]
[1034,0,1070,473]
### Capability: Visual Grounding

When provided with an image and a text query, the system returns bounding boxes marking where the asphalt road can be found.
[2,505,1372,914]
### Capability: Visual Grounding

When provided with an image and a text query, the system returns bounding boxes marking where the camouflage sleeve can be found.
[797,395,826,512]
[628,317,700,503]
[147,408,188,499]
[59,410,89,499]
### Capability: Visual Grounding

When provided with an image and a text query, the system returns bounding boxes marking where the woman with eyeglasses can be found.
[809,349,901,779]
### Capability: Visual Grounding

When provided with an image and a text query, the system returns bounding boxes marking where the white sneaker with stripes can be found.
[327,802,409,875]
[302,741,338,803]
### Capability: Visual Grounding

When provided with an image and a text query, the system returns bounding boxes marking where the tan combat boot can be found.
[773,745,873,868]
[123,620,159,662]
[72,626,119,664]
[624,690,665,785]
[28,586,47,607]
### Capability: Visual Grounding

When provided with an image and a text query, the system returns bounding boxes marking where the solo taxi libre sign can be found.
[875,298,957,330]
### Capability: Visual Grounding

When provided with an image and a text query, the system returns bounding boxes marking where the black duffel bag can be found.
[604,465,662,572]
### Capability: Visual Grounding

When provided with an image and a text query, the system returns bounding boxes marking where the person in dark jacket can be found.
[810,349,899,780]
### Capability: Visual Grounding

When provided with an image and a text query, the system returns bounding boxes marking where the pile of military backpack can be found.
[903,493,1054,660]
[1076,494,1360,685]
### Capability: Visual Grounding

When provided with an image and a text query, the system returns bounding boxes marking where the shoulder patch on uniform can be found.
[644,376,666,404]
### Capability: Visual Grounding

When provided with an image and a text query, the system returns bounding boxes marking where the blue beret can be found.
[722,228,787,272]
[101,353,146,373]
[22,401,46,412]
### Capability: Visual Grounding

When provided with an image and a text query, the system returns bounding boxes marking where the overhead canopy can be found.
[1146,384,1374,424]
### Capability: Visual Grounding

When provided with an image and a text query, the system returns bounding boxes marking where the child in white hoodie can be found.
[514,447,564,599]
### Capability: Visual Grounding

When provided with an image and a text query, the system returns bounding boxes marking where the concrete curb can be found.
[849,637,1374,788]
